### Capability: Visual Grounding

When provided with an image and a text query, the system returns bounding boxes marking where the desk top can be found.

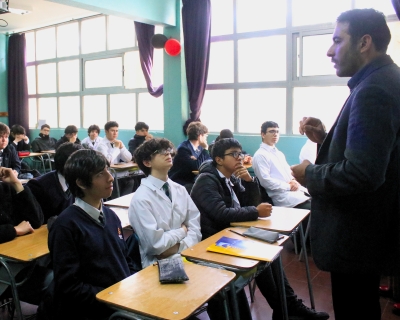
[110,162,138,170]
[181,228,282,270]
[41,150,56,155]
[104,193,134,208]
[0,225,49,262]
[96,262,235,320]
[108,206,130,228]
[19,152,43,158]
[231,206,309,233]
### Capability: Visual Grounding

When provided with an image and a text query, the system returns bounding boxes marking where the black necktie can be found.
[111,143,114,148]
[99,212,104,225]
[162,182,171,201]
[65,188,71,197]
[92,141,95,146]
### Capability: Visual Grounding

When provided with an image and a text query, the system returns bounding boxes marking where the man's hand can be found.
[145,134,153,141]
[291,160,312,186]
[156,243,180,260]
[181,223,188,234]
[299,117,327,144]
[199,134,208,150]
[243,155,252,164]
[256,203,272,217]
[289,180,299,191]
[14,221,34,236]
[113,140,124,149]
[0,167,23,193]
[234,163,253,182]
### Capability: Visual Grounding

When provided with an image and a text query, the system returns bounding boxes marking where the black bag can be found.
[157,257,189,284]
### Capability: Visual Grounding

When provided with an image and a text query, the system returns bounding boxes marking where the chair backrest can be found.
[125,231,142,273]
[254,177,274,205]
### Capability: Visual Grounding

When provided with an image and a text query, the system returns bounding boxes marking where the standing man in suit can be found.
[291,9,400,320]
[169,121,211,192]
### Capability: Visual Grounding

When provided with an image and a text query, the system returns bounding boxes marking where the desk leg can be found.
[299,215,311,262]
[271,256,288,320]
[0,258,23,320]
[43,153,52,172]
[298,223,315,309]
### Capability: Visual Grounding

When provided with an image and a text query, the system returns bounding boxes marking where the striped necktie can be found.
[162,182,171,201]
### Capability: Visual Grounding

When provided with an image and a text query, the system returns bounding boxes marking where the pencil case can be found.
[243,227,279,243]
[157,256,189,284]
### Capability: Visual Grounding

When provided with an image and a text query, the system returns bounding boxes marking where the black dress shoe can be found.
[272,299,329,320]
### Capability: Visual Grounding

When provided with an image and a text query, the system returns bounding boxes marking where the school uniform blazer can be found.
[305,54,400,275]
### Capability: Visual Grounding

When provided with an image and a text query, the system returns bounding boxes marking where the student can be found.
[31,124,57,152]
[169,121,211,191]
[27,142,83,223]
[128,138,201,268]
[81,124,102,150]
[0,122,21,175]
[190,138,329,320]
[97,121,132,164]
[55,125,81,150]
[128,121,153,157]
[9,124,30,151]
[47,149,135,320]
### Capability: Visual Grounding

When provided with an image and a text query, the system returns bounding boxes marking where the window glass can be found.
[57,22,79,57]
[85,57,123,88]
[27,66,36,95]
[354,0,395,15]
[237,0,286,32]
[302,34,335,76]
[110,94,136,129]
[292,0,351,27]
[25,32,35,63]
[81,16,106,54]
[208,41,234,84]
[36,27,56,60]
[138,93,164,130]
[59,96,81,128]
[124,51,146,88]
[238,88,286,133]
[152,48,164,87]
[238,35,286,82]
[37,63,56,94]
[108,16,135,50]
[292,86,349,134]
[211,0,233,36]
[387,21,400,67]
[83,95,107,129]
[29,98,38,128]
[38,97,58,128]
[201,90,234,132]
[59,60,80,92]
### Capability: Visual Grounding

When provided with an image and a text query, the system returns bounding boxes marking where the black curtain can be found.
[392,0,400,19]
[7,33,29,133]
[181,0,211,135]
[134,21,164,97]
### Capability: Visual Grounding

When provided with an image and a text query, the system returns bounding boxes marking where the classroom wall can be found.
[0,33,7,125]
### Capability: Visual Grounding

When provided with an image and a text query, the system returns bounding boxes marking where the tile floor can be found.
[1,240,399,320]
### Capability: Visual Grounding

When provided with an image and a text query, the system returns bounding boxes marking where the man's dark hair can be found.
[88,124,100,135]
[261,121,279,134]
[64,125,78,134]
[337,9,391,52]
[105,121,119,131]
[0,122,10,136]
[41,124,50,130]
[10,124,25,135]
[186,121,208,140]
[134,138,174,176]
[135,122,149,131]
[219,129,234,139]
[64,149,110,198]
[54,142,84,175]
[211,138,242,166]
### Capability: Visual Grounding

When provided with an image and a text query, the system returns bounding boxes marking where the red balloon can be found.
[164,39,181,56]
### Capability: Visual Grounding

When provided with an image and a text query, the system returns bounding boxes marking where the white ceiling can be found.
[0,0,98,34]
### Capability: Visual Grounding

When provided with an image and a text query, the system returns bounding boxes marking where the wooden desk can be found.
[41,150,55,155]
[19,152,50,173]
[107,206,130,229]
[0,225,49,262]
[110,162,139,170]
[97,262,236,320]
[104,192,134,208]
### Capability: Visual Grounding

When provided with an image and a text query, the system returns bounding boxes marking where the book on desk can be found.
[206,236,281,262]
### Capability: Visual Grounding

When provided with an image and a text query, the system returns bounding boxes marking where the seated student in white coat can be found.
[128,138,201,268]
[81,124,103,150]
[97,121,132,164]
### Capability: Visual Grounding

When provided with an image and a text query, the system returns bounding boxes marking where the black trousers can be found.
[331,271,381,320]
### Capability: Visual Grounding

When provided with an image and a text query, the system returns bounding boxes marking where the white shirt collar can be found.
[74,197,103,223]
[57,172,68,192]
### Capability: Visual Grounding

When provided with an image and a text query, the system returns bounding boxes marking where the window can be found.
[27,15,164,130]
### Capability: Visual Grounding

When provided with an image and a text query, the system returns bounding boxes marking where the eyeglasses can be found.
[152,148,175,156]
[267,130,279,135]
[224,151,245,159]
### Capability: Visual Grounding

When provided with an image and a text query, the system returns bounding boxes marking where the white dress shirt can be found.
[253,142,309,207]
[97,138,132,164]
[81,136,103,150]
[128,175,201,268]
[299,139,317,164]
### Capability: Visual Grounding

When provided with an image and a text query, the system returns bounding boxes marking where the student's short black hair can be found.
[261,121,279,134]
[337,8,390,52]
[0,122,10,136]
[10,124,25,135]
[104,121,119,131]
[211,138,242,166]
[135,122,149,131]
[219,129,234,139]
[88,124,100,135]
[186,121,208,140]
[64,125,78,134]
[64,149,110,198]
[54,142,84,175]
[134,138,174,176]
[41,124,50,130]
